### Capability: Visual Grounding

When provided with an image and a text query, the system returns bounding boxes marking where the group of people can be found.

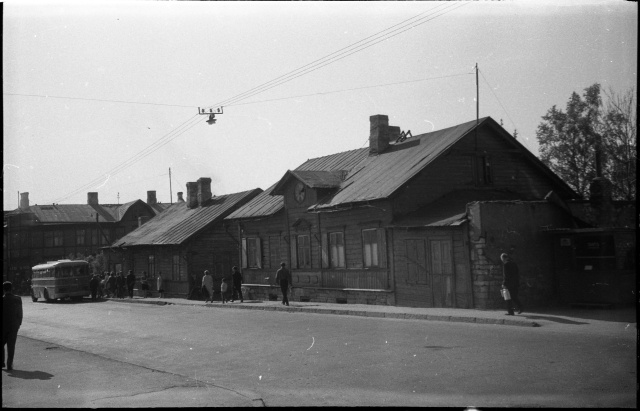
[200,266,244,303]
[88,271,166,301]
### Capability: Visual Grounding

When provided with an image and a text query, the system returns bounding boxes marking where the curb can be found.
[106,297,540,327]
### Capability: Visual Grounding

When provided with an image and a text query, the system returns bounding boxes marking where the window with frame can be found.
[91,229,99,245]
[172,254,182,281]
[329,232,345,268]
[362,229,379,267]
[475,155,493,186]
[44,231,54,248]
[269,236,280,269]
[53,230,63,247]
[148,255,156,277]
[242,237,262,269]
[76,229,86,246]
[297,234,311,268]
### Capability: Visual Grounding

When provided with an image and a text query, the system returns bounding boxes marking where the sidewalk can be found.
[103,295,637,328]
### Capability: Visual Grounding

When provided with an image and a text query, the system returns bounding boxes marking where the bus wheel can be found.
[43,288,53,303]
[31,290,38,302]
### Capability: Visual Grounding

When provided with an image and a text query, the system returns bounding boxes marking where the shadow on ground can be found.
[3,369,54,380]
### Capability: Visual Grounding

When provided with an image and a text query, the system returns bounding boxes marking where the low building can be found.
[108,178,262,297]
[225,115,584,308]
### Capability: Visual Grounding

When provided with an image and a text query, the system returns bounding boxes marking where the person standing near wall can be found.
[89,274,100,301]
[501,253,523,315]
[201,270,214,303]
[230,266,243,303]
[275,262,292,306]
[126,270,136,298]
[157,272,165,298]
[3,281,23,371]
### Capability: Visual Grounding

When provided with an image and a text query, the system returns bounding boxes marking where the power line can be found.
[2,92,196,108]
[227,72,473,107]
[204,2,468,110]
[46,3,469,204]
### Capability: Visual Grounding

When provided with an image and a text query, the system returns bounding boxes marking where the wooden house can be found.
[108,177,261,297]
[225,115,582,308]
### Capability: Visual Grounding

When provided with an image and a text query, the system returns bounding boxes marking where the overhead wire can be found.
[204,2,468,110]
[45,2,469,204]
[2,92,196,108]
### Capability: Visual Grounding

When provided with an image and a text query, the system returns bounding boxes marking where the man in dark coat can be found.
[501,253,523,315]
[230,266,244,303]
[275,262,292,306]
[3,281,23,370]
[89,274,100,301]
[126,270,136,298]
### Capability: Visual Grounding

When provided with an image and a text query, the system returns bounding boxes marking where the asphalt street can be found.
[2,296,636,407]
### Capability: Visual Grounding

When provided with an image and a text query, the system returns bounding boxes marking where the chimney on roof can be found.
[369,115,400,155]
[186,182,198,209]
[88,192,99,205]
[19,192,29,209]
[197,177,212,206]
[147,190,157,205]
[177,192,185,202]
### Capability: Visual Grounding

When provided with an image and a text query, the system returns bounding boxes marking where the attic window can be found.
[474,155,493,186]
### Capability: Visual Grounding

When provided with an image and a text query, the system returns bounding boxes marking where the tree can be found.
[536,84,636,200]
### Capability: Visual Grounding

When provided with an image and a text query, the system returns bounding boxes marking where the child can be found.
[220,278,229,304]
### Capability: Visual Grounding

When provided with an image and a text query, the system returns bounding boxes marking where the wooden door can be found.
[430,239,454,307]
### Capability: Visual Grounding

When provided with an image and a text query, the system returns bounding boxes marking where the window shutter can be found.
[378,228,387,268]
[256,237,262,268]
[241,238,247,268]
[290,235,298,269]
[321,233,329,268]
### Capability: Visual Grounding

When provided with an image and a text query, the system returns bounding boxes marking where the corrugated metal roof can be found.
[302,118,483,210]
[225,184,283,220]
[112,188,261,246]
[16,199,163,224]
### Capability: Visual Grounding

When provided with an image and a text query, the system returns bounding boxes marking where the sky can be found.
[3,0,637,210]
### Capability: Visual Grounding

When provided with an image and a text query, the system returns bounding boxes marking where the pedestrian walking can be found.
[97,273,105,299]
[115,272,125,299]
[126,270,136,298]
[157,272,165,298]
[220,278,229,304]
[140,271,150,298]
[230,266,243,303]
[501,253,523,315]
[89,274,100,301]
[107,271,116,298]
[275,262,292,306]
[201,270,214,303]
[3,281,23,371]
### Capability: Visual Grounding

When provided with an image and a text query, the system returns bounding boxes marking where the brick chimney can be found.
[147,190,157,205]
[197,177,212,206]
[19,192,30,209]
[369,115,400,155]
[88,192,99,205]
[177,192,185,202]
[186,182,198,209]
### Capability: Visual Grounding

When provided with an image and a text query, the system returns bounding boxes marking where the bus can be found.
[31,259,91,302]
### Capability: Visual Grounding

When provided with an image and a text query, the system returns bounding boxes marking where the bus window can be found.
[77,266,86,276]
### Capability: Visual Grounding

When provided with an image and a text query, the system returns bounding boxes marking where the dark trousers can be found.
[506,287,523,314]
[127,285,134,298]
[232,284,243,301]
[280,280,289,305]
[90,288,98,301]
[3,329,19,368]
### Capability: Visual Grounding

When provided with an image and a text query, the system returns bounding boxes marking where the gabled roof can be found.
[9,200,158,224]
[295,116,576,211]
[225,184,283,220]
[112,188,262,247]
[272,170,346,194]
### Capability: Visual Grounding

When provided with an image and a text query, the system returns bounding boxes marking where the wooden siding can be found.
[392,227,470,308]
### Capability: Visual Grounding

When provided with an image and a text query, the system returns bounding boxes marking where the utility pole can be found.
[475,63,479,151]
[169,167,173,204]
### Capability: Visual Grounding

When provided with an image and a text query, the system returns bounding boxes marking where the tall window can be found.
[297,235,311,268]
[172,254,182,281]
[242,237,262,268]
[148,255,156,277]
[91,229,99,246]
[362,229,379,267]
[53,230,63,247]
[45,231,54,248]
[475,155,493,186]
[329,232,345,268]
[100,230,110,245]
[269,236,280,269]
[77,229,86,246]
